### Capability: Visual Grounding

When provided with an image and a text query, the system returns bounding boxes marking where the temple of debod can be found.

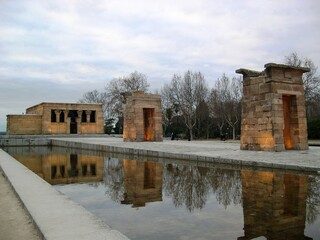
[4,63,312,152]
[236,63,310,152]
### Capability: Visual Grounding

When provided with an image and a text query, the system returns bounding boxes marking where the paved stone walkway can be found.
[0,171,41,240]
[51,137,320,172]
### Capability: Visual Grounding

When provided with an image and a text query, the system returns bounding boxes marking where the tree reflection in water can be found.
[105,159,242,211]
[163,164,242,211]
[307,175,320,224]
[104,157,125,203]
[104,158,320,226]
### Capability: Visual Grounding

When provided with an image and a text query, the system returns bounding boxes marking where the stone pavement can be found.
[0,170,41,240]
[51,137,320,173]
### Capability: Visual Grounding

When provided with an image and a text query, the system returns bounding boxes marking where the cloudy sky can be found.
[0,0,319,131]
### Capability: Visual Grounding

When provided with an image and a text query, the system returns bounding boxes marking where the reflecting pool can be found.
[4,146,320,240]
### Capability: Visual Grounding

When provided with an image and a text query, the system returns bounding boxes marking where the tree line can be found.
[79,53,320,140]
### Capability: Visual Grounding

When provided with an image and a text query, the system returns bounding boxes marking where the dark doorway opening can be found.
[68,110,78,134]
[144,162,156,189]
[70,117,77,134]
[69,154,78,177]
[143,108,155,141]
[282,95,298,150]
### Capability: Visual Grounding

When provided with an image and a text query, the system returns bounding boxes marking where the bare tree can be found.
[195,100,211,139]
[209,74,242,140]
[105,71,150,118]
[161,84,175,136]
[224,76,242,140]
[208,88,225,137]
[285,52,320,113]
[78,89,108,116]
[162,70,208,140]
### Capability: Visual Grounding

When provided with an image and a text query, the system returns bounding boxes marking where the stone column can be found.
[85,110,91,123]
[65,110,70,133]
[54,110,61,123]
[77,110,82,134]
[56,165,61,178]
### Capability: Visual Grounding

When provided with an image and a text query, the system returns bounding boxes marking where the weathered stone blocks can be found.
[123,91,163,142]
[7,103,104,135]
[236,63,309,151]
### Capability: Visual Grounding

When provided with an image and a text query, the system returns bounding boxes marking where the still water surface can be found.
[4,146,320,240]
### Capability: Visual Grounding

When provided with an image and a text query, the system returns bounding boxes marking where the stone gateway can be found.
[236,63,309,151]
[123,91,163,142]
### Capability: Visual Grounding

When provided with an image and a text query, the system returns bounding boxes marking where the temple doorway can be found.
[68,110,78,134]
[143,108,155,141]
[282,95,298,150]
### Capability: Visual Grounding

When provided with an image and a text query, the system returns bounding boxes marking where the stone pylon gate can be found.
[122,91,163,142]
[236,63,309,151]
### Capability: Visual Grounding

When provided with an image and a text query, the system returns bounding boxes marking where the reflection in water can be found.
[105,159,163,207]
[7,147,104,184]
[121,160,162,207]
[105,160,319,239]
[239,171,312,240]
[105,160,242,210]
[4,146,320,239]
[163,163,242,211]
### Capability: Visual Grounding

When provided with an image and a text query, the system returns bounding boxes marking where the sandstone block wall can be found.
[123,91,163,142]
[7,102,104,135]
[236,63,309,151]
[7,115,42,135]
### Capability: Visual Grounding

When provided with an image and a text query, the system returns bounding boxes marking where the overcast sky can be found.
[1,0,319,131]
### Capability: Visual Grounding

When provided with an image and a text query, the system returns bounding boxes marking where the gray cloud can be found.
[1,0,319,131]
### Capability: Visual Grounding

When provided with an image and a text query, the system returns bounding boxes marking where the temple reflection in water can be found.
[239,170,312,240]
[12,151,104,184]
[121,160,163,207]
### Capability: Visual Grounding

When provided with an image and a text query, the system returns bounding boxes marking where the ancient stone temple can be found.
[236,63,309,151]
[7,102,104,135]
[123,91,163,142]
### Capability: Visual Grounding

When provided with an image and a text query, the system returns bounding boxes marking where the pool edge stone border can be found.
[0,149,130,240]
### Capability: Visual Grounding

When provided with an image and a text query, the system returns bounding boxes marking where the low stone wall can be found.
[7,115,42,135]
[0,134,110,147]
[0,136,51,147]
